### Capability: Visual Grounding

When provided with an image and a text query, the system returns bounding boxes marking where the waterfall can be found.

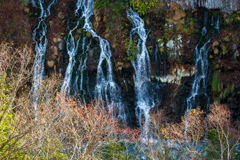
[127,8,162,137]
[184,13,219,137]
[60,21,81,95]
[61,0,126,123]
[61,1,91,101]
[61,20,81,95]
[72,37,90,100]
[31,0,57,112]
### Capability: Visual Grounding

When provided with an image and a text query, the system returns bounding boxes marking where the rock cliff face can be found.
[1,0,240,124]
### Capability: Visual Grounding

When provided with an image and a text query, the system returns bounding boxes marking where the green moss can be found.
[223,36,231,42]
[124,38,140,61]
[86,32,92,38]
[147,46,153,54]
[183,27,190,35]
[76,28,82,34]
[186,17,196,23]
[163,32,171,41]
[94,0,110,9]
[212,72,235,103]
[221,44,228,55]
[212,72,220,96]
[176,23,184,32]
[130,0,158,15]
[98,138,132,159]
[0,73,27,158]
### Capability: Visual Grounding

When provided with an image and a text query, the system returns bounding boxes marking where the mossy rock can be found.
[58,12,65,19]
[214,48,219,55]
[147,46,153,54]
[212,41,219,48]
[176,23,184,32]
[47,61,54,68]
[224,36,231,42]
[74,35,79,41]
[183,27,190,35]
[194,29,199,33]
[173,9,186,21]
[169,2,180,10]
[146,16,150,25]
[209,55,214,59]
[168,27,173,32]
[95,15,101,22]
[86,32,92,38]
[221,44,228,55]
[189,21,194,30]
[159,46,164,53]
[104,33,110,39]
[51,54,57,60]
[76,28,82,34]
[215,64,220,69]
[61,20,66,24]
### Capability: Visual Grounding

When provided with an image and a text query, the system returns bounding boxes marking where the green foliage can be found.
[110,2,124,15]
[0,73,13,151]
[224,13,240,26]
[0,0,6,6]
[130,0,158,15]
[98,139,132,159]
[205,129,240,160]
[124,39,140,61]
[220,83,235,102]
[205,129,222,159]
[212,72,235,103]
[0,73,24,158]
[20,0,27,8]
[94,0,126,15]
[212,72,221,96]
[94,0,110,10]
[186,17,196,23]
[229,13,239,23]
[162,32,171,41]
[36,138,69,160]
[223,36,231,42]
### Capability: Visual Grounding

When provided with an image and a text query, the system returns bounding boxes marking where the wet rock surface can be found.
[1,0,240,123]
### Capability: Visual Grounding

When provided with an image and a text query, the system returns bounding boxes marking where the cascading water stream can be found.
[127,8,159,137]
[60,20,81,95]
[31,0,57,113]
[61,0,126,123]
[184,13,219,138]
[72,37,91,101]
[83,0,125,123]
[61,0,92,101]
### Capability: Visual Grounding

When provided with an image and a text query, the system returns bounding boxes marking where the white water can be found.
[64,0,126,123]
[61,1,91,100]
[184,13,219,138]
[31,0,57,112]
[127,8,158,137]
[72,37,90,100]
[60,19,81,95]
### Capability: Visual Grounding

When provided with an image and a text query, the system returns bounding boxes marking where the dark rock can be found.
[194,24,201,29]
[192,39,198,44]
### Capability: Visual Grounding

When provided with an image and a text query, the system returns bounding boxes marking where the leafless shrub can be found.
[206,104,240,160]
